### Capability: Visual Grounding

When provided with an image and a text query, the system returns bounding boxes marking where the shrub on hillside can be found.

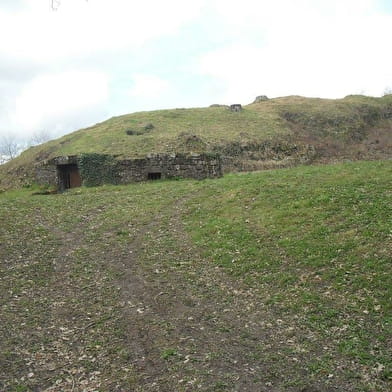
[125,123,155,136]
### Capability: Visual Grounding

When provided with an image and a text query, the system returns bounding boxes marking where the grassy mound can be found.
[1,95,391,189]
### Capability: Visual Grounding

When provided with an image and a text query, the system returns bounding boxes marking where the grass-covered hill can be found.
[1,94,392,188]
[0,160,391,391]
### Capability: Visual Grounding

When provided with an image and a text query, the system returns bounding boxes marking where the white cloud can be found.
[198,0,392,102]
[11,70,108,136]
[0,0,206,139]
[0,0,206,64]
[129,74,171,99]
[1,0,392,142]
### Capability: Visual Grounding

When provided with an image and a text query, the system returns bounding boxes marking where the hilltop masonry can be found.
[35,153,222,191]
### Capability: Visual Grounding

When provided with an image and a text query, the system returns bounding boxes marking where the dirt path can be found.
[0,192,340,392]
[103,195,336,392]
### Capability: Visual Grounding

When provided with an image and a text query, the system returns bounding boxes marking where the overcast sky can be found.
[1,0,392,142]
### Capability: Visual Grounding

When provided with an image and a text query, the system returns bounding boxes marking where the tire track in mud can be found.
[30,194,338,392]
[108,195,299,392]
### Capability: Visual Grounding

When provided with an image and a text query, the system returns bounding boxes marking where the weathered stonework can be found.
[35,153,222,190]
[253,95,269,103]
[230,104,242,112]
[35,164,57,187]
[117,153,221,183]
[35,155,79,188]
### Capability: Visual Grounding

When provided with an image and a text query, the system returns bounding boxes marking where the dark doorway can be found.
[148,172,162,180]
[57,164,82,191]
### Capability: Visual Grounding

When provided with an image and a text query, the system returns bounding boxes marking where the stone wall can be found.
[117,153,222,183]
[35,156,79,187]
[35,153,222,189]
[35,164,57,186]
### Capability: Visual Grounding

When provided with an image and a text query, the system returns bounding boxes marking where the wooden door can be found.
[69,166,82,188]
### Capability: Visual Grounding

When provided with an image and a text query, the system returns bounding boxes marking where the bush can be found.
[125,129,138,135]
[125,123,154,136]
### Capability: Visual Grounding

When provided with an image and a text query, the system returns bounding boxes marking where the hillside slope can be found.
[1,95,392,188]
[1,160,391,391]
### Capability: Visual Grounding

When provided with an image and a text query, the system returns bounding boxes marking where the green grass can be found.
[0,160,391,391]
[189,165,390,296]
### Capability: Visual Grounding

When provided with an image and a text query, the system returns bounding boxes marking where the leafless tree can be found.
[0,135,20,163]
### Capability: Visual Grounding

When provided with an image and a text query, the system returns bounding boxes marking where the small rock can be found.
[230,104,242,112]
[253,95,269,103]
